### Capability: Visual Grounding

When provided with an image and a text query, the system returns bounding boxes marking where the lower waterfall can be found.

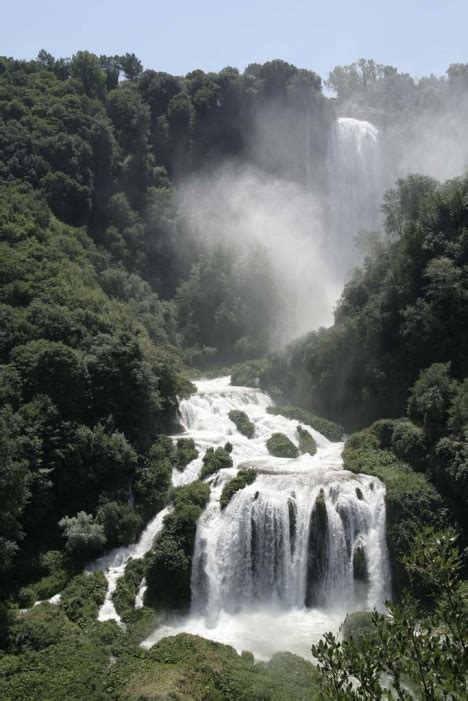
[142,376,391,659]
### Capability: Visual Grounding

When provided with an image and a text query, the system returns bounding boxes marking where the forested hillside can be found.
[0,49,467,699]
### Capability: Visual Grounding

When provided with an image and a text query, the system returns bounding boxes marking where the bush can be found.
[297,425,317,455]
[220,469,257,509]
[60,572,107,625]
[343,427,450,596]
[228,409,255,438]
[17,551,71,608]
[59,512,106,563]
[174,437,198,470]
[112,558,146,623]
[8,604,73,653]
[134,436,173,519]
[390,420,427,471]
[267,405,343,441]
[230,359,268,387]
[371,418,399,449]
[96,501,142,548]
[266,433,299,458]
[340,611,376,648]
[199,446,233,479]
[144,481,210,610]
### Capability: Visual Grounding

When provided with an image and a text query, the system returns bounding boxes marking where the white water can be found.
[86,505,171,623]
[142,376,391,659]
[327,117,384,271]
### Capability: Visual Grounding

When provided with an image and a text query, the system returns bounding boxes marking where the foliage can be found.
[312,527,468,700]
[230,359,269,387]
[112,558,146,624]
[220,469,257,509]
[200,445,233,479]
[263,175,468,431]
[266,405,343,441]
[266,433,299,458]
[144,481,210,609]
[297,425,317,455]
[343,427,450,595]
[96,501,142,548]
[228,409,255,438]
[59,512,106,563]
[133,435,173,520]
[174,437,198,470]
[60,572,107,625]
[176,243,278,365]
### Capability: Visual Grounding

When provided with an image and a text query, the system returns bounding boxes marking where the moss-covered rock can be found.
[266,432,299,458]
[174,437,198,470]
[267,405,343,441]
[199,446,233,479]
[352,543,368,583]
[305,490,328,607]
[229,409,255,438]
[220,469,257,509]
[297,425,317,455]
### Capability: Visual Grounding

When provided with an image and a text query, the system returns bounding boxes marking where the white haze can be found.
[180,163,342,345]
[179,92,468,349]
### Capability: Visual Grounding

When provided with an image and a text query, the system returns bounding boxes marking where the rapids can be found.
[141,376,391,659]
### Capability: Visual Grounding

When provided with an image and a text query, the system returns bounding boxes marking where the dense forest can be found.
[0,49,467,698]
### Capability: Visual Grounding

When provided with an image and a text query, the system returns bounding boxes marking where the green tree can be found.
[312,527,467,700]
[119,53,143,81]
[70,51,106,99]
[59,511,106,562]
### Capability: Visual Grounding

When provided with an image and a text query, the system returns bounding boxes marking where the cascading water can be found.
[142,377,391,659]
[327,117,384,271]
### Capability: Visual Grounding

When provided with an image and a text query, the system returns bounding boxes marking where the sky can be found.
[1,0,467,82]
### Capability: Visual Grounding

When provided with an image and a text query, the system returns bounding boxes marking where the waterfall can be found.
[142,377,391,659]
[327,117,384,271]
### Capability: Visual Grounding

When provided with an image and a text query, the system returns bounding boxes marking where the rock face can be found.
[353,543,369,584]
[305,490,329,607]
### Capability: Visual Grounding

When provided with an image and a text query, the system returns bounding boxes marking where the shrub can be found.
[230,359,268,387]
[8,604,72,653]
[199,446,233,479]
[340,611,376,648]
[390,420,427,471]
[134,435,172,519]
[228,409,255,438]
[60,572,107,625]
[112,558,146,623]
[96,501,142,548]
[220,469,257,509]
[144,481,210,610]
[267,405,343,441]
[59,512,106,563]
[174,438,198,470]
[266,433,299,458]
[297,425,317,455]
[371,418,399,449]
[343,427,450,596]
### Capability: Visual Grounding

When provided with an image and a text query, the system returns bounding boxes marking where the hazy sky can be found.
[2,0,467,81]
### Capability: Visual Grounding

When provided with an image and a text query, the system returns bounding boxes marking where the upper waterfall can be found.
[327,117,384,271]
